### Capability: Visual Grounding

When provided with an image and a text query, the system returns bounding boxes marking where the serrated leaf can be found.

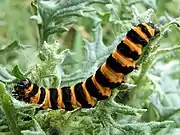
[119,121,173,135]
[131,6,154,25]
[12,65,24,80]
[35,0,110,44]
[21,119,46,135]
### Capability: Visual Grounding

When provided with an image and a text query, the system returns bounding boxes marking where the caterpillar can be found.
[12,23,160,111]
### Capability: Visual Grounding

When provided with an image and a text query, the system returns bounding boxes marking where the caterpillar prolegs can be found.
[12,23,160,111]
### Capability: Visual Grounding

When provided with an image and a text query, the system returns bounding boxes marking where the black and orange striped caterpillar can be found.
[12,23,160,111]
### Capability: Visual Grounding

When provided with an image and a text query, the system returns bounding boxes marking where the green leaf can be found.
[119,121,174,135]
[34,0,110,46]
[61,22,115,86]
[0,82,22,135]
[12,65,24,80]
[0,41,19,54]
[21,119,46,135]
[97,12,110,22]
[0,66,16,83]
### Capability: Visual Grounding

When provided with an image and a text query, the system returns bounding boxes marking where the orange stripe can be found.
[70,87,81,108]
[82,82,97,106]
[30,87,41,104]
[57,88,65,109]
[100,63,124,83]
[91,75,112,97]
[123,37,142,55]
[143,23,155,37]
[112,50,135,67]
[133,27,149,42]
[41,88,51,109]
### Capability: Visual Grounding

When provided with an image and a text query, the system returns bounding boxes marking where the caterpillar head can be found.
[12,79,32,102]
[147,22,160,36]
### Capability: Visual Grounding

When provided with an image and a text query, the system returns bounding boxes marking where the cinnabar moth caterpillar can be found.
[12,23,160,111]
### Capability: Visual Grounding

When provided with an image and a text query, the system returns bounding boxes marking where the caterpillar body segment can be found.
[12,23,160,110]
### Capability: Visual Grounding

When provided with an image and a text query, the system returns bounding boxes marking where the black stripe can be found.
[61,87,74,111]
[37,87,46,104]
[95,69,120,89]
[126,29,148,47]
[85,76,108,100]
[74,83,92,108]
[49,88,58,109]
[117,41,140,61]
[138,24,152,38]
[106,54,134,75]
[28,84,39,97]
